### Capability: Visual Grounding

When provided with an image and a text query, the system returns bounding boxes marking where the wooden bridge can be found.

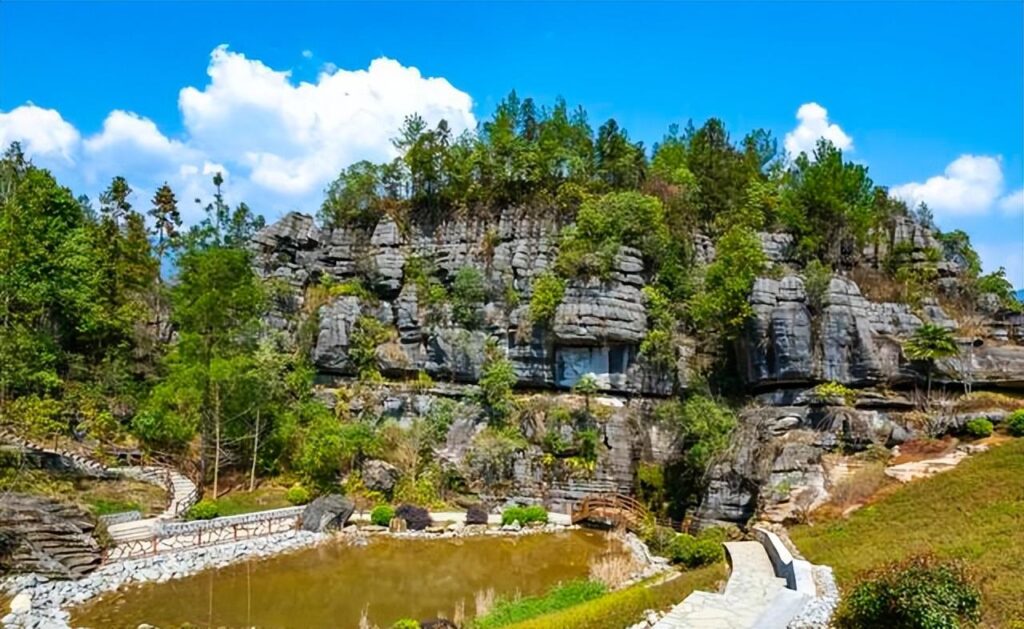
[571,493,651,532]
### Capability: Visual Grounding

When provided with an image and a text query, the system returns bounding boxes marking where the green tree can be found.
[149,183,181,258]
[689,226,766,338]
[780,139,874,266]
[320,161,384,229]
[451,266,486,329]
[903,323,958,404]
[477,340,517,426]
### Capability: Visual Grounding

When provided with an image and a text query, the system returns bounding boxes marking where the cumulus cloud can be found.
[890,155,1014,217]
[0,104,81,164]
[0,45,475,222]
[998,188,1024,215]
[784,102,853,158]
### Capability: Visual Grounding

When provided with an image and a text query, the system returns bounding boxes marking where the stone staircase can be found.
[655,536,814,629]
[105,467,198,543]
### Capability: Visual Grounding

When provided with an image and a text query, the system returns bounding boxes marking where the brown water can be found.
[73,530,621,629]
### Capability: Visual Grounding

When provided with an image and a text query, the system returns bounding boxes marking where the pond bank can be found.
[2,521,587,629]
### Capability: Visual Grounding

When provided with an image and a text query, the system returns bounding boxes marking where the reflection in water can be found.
[74,530,622,629]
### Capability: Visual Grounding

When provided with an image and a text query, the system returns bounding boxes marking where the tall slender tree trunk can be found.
[926,362,934,409]
[213,381,221,499]
[249,408,260,492]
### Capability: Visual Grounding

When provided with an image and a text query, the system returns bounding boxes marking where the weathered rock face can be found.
[252,212,673,394]
[740,274,1024,390]
[0,494,102,579]
[361,459,400,494]
[300,495,354,532]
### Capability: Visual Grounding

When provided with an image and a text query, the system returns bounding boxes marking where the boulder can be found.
[362,459,400,494]
[300,495,354,532]
[0,493,102,579]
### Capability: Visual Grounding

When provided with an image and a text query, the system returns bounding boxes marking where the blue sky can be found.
[1,1,1022,285]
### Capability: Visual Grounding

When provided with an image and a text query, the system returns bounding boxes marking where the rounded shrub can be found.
[465,504,489,525]
[964,417,994,438]
[668,533,724,568]
[371,504,395,527]
[1006,409,1024,437]
[390,620,420,629]
[286,484,311,505]
[395,504,432,531]
[186,499,219,521]
[833,555,980,629]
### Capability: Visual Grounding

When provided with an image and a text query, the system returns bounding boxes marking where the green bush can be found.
[451,266,486,329]
[1006,410,1024,437]
[285,484,311,505]
[641,523,677,557]
[473,579,607,629]
[185,499,219,521]
[501,505,548,526]
[371,504,395,527]
[529,272,566,325]
[833,555,981,629]
[964,417,994,438]
[668,532,724,568]
[390,620,420,629]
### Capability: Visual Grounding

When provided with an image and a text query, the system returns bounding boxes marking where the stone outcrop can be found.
[361,459,400,494]
[0,494,102,579]
[300,495,354,532]
[252,211,673,394]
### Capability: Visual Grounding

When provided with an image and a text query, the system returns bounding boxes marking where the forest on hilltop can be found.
[1,92,1019,504]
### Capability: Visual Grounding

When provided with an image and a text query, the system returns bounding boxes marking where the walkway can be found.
[105,467,198,542]
[349,511,573,526]
[654,542,809,629]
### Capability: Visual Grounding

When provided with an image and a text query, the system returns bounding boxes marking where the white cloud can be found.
[301,49,313,59]
[998,188,1024,215]
[975,241,1024,290]
[890,155,1007,216]
[0,104,81,163]
[0,45,475,222]
[784,102,853,158]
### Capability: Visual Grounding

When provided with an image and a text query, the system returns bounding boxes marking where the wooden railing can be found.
[571,493,650,532]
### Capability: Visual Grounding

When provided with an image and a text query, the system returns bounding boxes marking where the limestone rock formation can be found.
[0,494,102,579]
[300,495,354,532]
[361,459,400,494]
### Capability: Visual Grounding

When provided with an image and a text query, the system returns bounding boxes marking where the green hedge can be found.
[371,504,396,527]
[501,505,548,526]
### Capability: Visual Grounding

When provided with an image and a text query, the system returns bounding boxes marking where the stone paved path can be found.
[654,541,808,629]
[105,468,197,542]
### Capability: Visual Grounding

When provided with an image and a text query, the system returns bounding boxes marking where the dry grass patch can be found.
[790,438,1024,626]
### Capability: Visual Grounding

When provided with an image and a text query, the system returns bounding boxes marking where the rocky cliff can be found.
[251,211,1024,521]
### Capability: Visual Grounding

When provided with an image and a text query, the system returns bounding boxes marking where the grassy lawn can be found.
[212,483,294,516]
[498,564,727,629]
[790,438,1024,626]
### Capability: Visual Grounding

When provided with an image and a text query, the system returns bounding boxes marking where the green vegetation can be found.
[0,467,166,517]
[451,266,486,329]
[371,504,396,527]
[472,580,607,629]
[528,272,566,326]
[903,324,959,402]
[833,555,981,629]
[963,417,993,438]
[210,485,295,516]
[285,484,311,505]
[477,340,518,426]
[1007,410,1024,437]
[667,528,727,568]
[499,565,727,629]
[500,505,548,526]
[790,439,1024,626]
[185,499,219,520]
[812,381,856,405]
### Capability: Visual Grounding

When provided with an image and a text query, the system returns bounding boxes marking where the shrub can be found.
[451,266,486,329]
[833,555,981,629]
[641,523,677,557]
[390,620,420,629]
[1006,409,1024,437]
[812,380,856,405]
[286,484,311,505]
[466,504,489,525]
[395,503,432,530]
[668,533,724,568]
[371,504,395,527]
[186,499,219,521]
[501,505,548,526]
[529,272,566,325]
[964,417,994,439]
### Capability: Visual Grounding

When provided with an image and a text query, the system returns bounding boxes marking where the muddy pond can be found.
[73,530,623,628]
